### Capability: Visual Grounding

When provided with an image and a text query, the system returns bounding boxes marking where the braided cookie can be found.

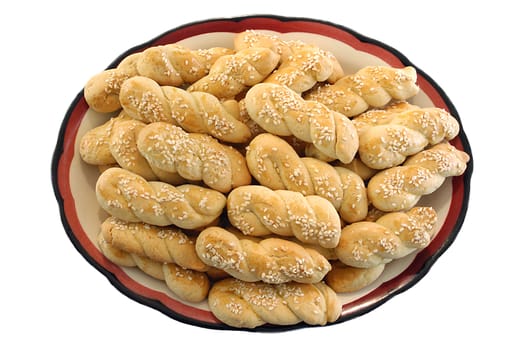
[97,232,209,303]
[80,114,184,184]
[367,143,470,211]
[233,29,291,61]
[187,47,280,99]
[357,105,460,169]
[324,261,385,293]
[208,278,341,328]
[84,45,233,113]
[195,226,331,284]
[264,40,344,94]
[244,83,359,163]
[95,167,226,229]
[304,66,419,117]
[246,133,368,223]
[227,185,341,248]
[335,206,438,268]
[119,76,251,143]
[100,216,207,271]
[136,122,251,193]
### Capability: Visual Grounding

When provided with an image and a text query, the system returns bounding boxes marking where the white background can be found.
[1,0,524,348]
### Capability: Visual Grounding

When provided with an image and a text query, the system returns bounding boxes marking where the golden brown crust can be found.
[119,76,251,143]
[367,143,470,211]
[244,83,359,163]
[135,122,251,192]
[84,46,232,113]
[245,133,367,223]
[304,66,419,117]
[187,47,280,99]
[356,104,461,169]
[208,278,341,328]
[226,185,341,248]
[325,261,385,293]
[264,40,344,93]
[99,216,207,271]
[95,167,226,228]
[334,207,438,268]
[97,231,209,302]
[195,226,331,284]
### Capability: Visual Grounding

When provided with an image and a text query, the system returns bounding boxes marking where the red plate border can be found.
[51,14,473,332]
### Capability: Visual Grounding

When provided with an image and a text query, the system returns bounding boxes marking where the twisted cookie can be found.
[79,113,184,184]
[187,47,280,99]
[244,83,359,163]
[119,76,251,143]
[227,185,341,248]
[136,122,251,192]
[84,45,233,113]
[356,104,461,169]
[367,143,470,211]
[97,232,209,303]
[325,261,385,293]
[208,278,341,328]
[245,133,368,223]
[335,206,438,268]
[195,226,331,284]
[264,40,344,94]
[304,66,419,117]
[96,167,226,228]
[100,216,207,271]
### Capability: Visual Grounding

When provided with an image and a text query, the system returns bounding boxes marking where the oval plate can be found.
[51,14,473,331]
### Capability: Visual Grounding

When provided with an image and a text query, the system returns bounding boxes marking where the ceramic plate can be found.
[51,15,473,331]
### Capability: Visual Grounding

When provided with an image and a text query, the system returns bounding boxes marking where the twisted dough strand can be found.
[367,143,470,211]
[234,30,344,93]
[195,226,331,284]
[335,206,438,268]
[136,122,251,192]
[79,112,184,184]
[355,103,461,169]
[226,185,341,248]
[304,66,419,117]
[100,216,207,271]
[245,133,368,223]
[95,167,226,228]
[97,231,209,303]
[208,278,341,328]
[84,45,233,113]
[119,76,251,143]
[187,47,280,99]
[244,83,359,163]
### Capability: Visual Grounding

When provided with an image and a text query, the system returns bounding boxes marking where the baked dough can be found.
[136,122,251,192]
[84,45,233,113]
[187,47,280,99]
[244,83,359,163]
[325,261,385,293]
[335,207,438,268]
[356,103,460,169]
[79,113,184,184]
[234,30,344,93]
[304,66,419,117]
[208,278,341,328]
[246,133,367,222]
[226,185,341,248]
[367,143,470,211]
[195,226,331,284]
[95,167,226,228]
[119,76,251,143]
[97,231,209,303]
[99,216,207,271]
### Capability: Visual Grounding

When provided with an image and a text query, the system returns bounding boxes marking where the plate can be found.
[51,14,473,331]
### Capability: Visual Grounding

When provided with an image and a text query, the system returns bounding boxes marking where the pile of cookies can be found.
[80,30,470,329]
